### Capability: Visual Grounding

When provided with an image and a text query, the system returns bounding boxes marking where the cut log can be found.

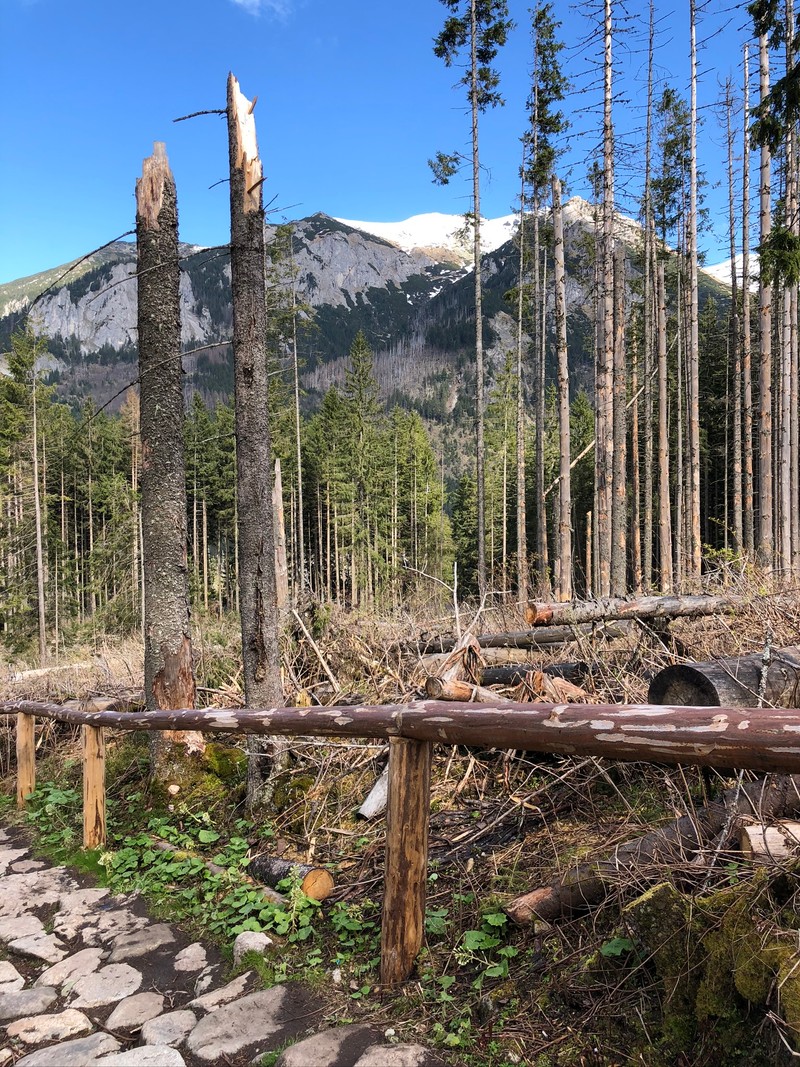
[648,646,800,707]
[412,621,633,654]
[424,677,516,703]
[149,838,284,904]
[357,764,389,820]
[740,820,800,862]
[248,855,335,901]
[512,671,589,704]
[505,774,800,924]
[525,593,751,627]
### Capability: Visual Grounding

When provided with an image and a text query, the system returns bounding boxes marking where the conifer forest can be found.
[4,0,800,648]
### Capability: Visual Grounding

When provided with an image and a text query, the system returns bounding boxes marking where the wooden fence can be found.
[4,697,800,985]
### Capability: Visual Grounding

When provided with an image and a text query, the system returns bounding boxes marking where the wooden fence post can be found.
[380,736,432,987]
[82,725,106,849]
[16,713,36,807]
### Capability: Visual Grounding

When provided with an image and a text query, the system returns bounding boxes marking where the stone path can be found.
[0,829,445,1067]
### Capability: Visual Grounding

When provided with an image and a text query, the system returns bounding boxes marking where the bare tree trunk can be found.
[31,371,47,667]
[227,75,286,807]
[657,262,673,592]
[552,176,572,601]
[743,43,755,557]
[469,0,487,599]
[757,34,773,573]
[687,0,702,585]
[644,0,652,593]
[597,0,614,598]
[611,244,627,595]
[515,162,528,609]
[726,82,743,554]
[136,142,203,772]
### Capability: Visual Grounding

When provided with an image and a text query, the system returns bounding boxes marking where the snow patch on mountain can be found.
[703,252,759,292]
[334,212,518,259]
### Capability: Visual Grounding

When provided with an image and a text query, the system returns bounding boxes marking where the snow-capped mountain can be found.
[334,212,518,262]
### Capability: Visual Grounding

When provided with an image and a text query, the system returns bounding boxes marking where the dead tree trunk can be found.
[648,646,800,707]
[227,74,286,807]
[526,593,747,627]
[136,142,203,772]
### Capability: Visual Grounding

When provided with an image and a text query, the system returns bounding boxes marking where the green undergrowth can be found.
[10,767,535,1066]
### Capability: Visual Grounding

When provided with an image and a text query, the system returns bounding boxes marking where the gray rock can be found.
[275,1025,384,1067]
[0,961,25,992]
[232,931,274,967]
[7,933,67,964]
[0,1048,11,1066]
[353,1045,441,1067]
[107,923,175,962]
[95,1047,186,1066]
[36,947,106,991]
[173,943,207,972]
[79,908,149,947]
[15,1032,121,1066]
[186,986,303,1062]
[140,1009,197,1047]
[0,848,30,874]
[192,964,218,996]
[10,861,45,873]
[0,913,45,941]
[0,987,58,1022]
[53,888,111,939]
[70,963,143,1008]
[188,970,253,1012]
[6,1008,93,1044]
[105,991,165,1032]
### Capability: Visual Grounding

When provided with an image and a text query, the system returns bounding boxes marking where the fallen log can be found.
[248,855,335,901]
[525,593,750,627]
[412,621,633,654]
[149,838,284,905]
[739,820,800,863]
[505,774,800,924]
[424,677,516,703]
[648,646,800,707]
[479,662,589,687]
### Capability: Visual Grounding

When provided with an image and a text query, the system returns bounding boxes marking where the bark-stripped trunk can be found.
[597,0,614,597]
[469,0,487,599]
[611,244,627,595]
[725,83,743,554]
[687,0,702,584]
[552,176,572,601]
[136,142,202,770]
[227,74,286,807]
[742,43,755,557]
[757,35,773,572]
[515,160,528,609]
[657,262,673,591]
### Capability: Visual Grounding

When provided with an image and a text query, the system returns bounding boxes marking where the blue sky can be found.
[1,0,759,284]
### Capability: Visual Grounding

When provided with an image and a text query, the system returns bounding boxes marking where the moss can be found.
[201,743,247,783]
[624,882,703,1047]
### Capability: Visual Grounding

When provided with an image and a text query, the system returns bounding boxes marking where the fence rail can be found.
[3,698,800,985]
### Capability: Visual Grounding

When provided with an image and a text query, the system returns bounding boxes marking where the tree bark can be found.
[757,34,773,571]
[136,142,203,769]
[552,176,572,601]
[227,74,286,807]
